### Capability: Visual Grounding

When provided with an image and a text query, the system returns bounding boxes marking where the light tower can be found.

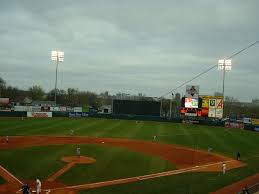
[218,59,232,100]
[51,50,64,105]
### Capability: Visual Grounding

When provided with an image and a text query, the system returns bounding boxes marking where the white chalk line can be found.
[50,159,237,191]
[16,189,51,194]
[0,164,23,185]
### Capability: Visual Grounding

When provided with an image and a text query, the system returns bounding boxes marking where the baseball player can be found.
[70,129,74,136]
[6,136,8,143]
[76,147,81,157]
[153,135,157,141]
[222,162,227,175]
[36,178,41,194]
[22,183,31,194]
[237,152,241,161]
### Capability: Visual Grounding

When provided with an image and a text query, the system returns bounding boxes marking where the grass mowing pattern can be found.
[0,144,175,184]
[1,117,259,193]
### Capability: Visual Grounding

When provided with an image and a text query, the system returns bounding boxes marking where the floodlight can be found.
[218,59,231,71]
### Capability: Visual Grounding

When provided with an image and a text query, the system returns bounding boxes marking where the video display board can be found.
[185,98,198,108]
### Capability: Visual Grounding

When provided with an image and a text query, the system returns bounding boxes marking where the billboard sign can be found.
[215,109,223,118]
[14,106,32,112]
[200,96,224,119]
[41,106,50,111]
[0,98,9,105]
[69,112,89,118]
[74,107,83,112]
[50,107,60,112]
[27,112,52,118]
[32,106,41,112]
[252,118,259,126]
[186,85,199,98]
[208,108,216,117]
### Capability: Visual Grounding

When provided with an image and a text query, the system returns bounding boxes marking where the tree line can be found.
[1,76,259,117]
[0,77,112,108]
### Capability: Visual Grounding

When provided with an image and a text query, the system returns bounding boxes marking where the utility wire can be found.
[159,40,259,99]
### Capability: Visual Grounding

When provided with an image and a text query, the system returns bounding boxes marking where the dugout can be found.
[112,99,161,116]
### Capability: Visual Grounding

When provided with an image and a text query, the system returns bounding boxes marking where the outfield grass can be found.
[1,117,259,193]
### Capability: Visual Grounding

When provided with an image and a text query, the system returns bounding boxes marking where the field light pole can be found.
[218,59,232,100]
[169,93,174,119]
[51,50,64,105]
[160,99,163,117]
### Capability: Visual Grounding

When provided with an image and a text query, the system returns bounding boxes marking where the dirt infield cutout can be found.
[0,136,244,194]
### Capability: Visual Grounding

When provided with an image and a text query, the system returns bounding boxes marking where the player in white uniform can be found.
[36,178,41,194]
[222,162,226,175]
[76,147,81,157]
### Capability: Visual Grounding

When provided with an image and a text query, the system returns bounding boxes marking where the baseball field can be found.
[1,117,259,194]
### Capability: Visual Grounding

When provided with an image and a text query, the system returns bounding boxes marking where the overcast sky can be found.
[0,0,258,102]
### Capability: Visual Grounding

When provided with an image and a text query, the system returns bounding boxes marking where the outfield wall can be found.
[0,111,258,130]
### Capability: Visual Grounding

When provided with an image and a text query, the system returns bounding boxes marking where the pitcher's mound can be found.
[61,156,96,164]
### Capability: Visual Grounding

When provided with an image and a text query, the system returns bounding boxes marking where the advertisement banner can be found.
[41,106,50,111]
[14,106,32,112]
[0,98,9,104]
[208,108,216,118]
[50,107,60,111]
[82,112,89,117]
[185,112,197,117]
[66,107,74,112]
[200,96,223,118]
[201,96,209,108]
[74,107,83,112]
[27,112,52,118]
[186,85,199,98]
[60,107,67,112]
[215,109,223,119]
[251,118,259,126]
[69,112,89,118]
[209,99,216,108]
[14,106,26,112]
[32,106,41,112]
[225,121,244,129]
[216,99,224,109]
[69,112,82,117]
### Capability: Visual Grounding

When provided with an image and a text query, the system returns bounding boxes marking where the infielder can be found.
[36,178,41,194]
[6,136,8,143]
[76,147,81,157]
[222,162,226,175]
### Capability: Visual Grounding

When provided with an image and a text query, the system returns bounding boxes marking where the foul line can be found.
[51,160,237,191]
[0,164,23,185]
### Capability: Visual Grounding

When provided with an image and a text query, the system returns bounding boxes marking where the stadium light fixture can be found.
[51,50,64,105]
[218,59,231,101]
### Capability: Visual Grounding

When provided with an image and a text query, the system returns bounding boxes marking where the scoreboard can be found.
[112,99,161,116]
[202,96,223,118]
[180,96,224,119]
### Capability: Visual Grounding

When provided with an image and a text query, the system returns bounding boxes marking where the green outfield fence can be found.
[0,111,257,130]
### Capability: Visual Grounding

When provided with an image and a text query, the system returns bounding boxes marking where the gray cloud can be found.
[0,0,259,102]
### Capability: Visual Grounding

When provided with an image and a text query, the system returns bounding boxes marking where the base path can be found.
[0,136,245,194]
[47,156,96,182]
